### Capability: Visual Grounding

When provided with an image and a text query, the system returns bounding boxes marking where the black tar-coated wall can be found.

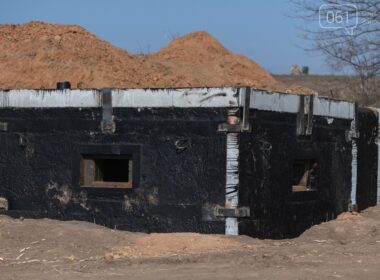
[0,107,355,238]
[357,108,378,211]
[0,108,227,234]
[240,110,352,238]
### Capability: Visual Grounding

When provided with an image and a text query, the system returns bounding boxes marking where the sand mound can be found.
[336,211,362,221]
[105,233,241,259]
[0,22,143,89]
[150,31,289,90]
[0,215,242,261]
[0,22,314,93]
[299,206,380,244]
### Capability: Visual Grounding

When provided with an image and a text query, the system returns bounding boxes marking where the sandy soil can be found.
[0,22,314,94]
[0,206,379,280]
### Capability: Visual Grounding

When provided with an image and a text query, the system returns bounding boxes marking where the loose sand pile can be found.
[299,206,380,244]
[105,233,242,259]
[0,22,314,94]
[0,215,244,261]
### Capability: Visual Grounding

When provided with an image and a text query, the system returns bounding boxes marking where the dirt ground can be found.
[0,206,379,280]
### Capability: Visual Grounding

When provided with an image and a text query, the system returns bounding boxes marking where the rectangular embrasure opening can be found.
[292,159,318,192]
[81,155,133,188]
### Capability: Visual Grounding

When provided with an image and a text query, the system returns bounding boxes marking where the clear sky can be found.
[0,0,331,74]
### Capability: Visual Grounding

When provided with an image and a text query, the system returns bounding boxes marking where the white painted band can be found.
[313,97,354,120]
[247,91,355,120]
[0,88,239,108]
[0,88,354,120]
[225,132,239,236]
[0,90,100,108]
[351,140,358,206]
[350,115,358,208]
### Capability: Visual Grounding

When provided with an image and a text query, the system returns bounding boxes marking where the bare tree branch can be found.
[291,0,380,105]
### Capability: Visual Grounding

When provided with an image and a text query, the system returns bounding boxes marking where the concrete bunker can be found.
[0,87,378,238]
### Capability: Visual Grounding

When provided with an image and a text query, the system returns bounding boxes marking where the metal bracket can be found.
[101,88,115,134]
[218,87,251,133]
[346,102,359,141]
[0,122,7,132]
[296,95,314,136]
[0,197,9,211]
[348,201,358,212]
[202,204,250,221]
[216,206,250,218]
[346,130,360,141]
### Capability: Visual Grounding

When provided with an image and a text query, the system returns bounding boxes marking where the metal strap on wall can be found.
[306,95,314,135]
[0,122,7,132]
[296,95,314,136]
[101,88,115,134]
[218,87,251,133]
